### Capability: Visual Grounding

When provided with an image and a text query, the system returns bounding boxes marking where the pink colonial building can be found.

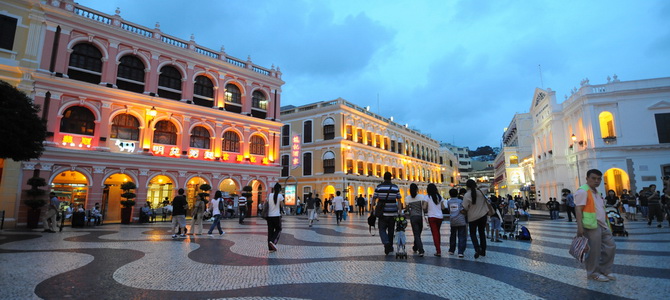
[15,0,284,224]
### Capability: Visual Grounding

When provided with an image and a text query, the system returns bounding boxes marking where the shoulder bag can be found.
[480,191,495,216]
[261,200,270,219]
[374,192,390,218]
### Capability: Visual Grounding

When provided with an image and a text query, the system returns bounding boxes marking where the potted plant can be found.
[120,181,137,224]
[24,176,47,228]
[198,184,211,202]
[242,185,253,217]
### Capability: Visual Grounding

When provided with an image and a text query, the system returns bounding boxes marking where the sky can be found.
[77,0,670,149]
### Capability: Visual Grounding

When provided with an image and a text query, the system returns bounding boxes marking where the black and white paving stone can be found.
[1,213,668,299]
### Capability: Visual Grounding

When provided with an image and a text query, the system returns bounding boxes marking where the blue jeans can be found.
[640,206,648,218]
[551,210,559,220]
[449,225,467,255]
[378,216,396,246]
[207,214,223,234]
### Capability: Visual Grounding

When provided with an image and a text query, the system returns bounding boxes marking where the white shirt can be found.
[426,195,446,218]
[332,196,346,211]
[267,193,284,217]
[574,187,607,226]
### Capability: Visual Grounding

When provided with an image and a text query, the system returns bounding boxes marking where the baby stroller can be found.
[394,215,408,259]
[606,206,628,237]
[502,213,518,239]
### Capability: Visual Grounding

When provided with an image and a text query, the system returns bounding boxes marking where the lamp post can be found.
[571,134,581,186]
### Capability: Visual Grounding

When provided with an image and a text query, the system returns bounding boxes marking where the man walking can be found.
[332,191,346,225]
[237,192,247,224]
[42,192,59,233]
[575,169,616,282]
[373,172,403,255]
[563,189,576,222]
[356,194,366,216]
[171,188,188,238]
[305,193,316,227]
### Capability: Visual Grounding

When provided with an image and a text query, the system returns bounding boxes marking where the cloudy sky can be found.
[77,0,670,149]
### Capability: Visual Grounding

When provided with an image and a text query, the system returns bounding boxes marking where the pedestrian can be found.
[564,189,576,222]
[548,197,560,220]
[357,194,366,216]
[489,196,503,243]
[405,183,427,257]
[332,191,346,225]
[207,191,225,236]
[646,184,663,228]
[446,188,467,258]
[462,179,489,259]
[190,194,206,235]
[605,190,621,214]
[314,194,322,221]
[305,193,316,227]
[266,183,285,252]
[373,172,403,255]
[425,183,446,256]
[575,169,617,282]
[638,188,649,219]
[42,192,59,233]
[91,202,103,225]
[171,188,188,239]
[237,192,247,224]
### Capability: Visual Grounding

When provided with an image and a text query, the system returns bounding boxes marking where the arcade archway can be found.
[147,175,173,208]
[603,168,630,196]
[103,173,133,222]
[51,170,89,209]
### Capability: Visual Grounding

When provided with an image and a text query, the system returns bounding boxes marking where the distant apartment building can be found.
[531,75,670,204]
[279,98,456,205]
[0,0,284,226]
[494,113,533,197]
[442,143,471,185]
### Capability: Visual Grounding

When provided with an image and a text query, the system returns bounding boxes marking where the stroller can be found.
[606,206,628,237]
[394,215,408,259]
[502,213,518,239]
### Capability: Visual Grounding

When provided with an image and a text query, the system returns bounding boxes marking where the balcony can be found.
[603,136,617,145]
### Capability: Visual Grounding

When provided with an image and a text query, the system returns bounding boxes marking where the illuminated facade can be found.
[2,0,284,226]
[494,113,532,196]
[531,76,670,205]
[279,98,455,206]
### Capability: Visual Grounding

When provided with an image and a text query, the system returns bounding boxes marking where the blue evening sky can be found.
[77,0,670,149]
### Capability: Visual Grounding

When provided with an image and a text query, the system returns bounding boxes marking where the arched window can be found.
[68,43,102,84]
[153,120,177,145]
[323,118,335,140]
[303,121,313,143]
[190,126,211,149]
[249,135,265,155]
[303,152,312,176]
[251,90,267,109]
[60,106,95,135]
[193,75,214,107]
[323,151,335,174]
[224,83,242,113]
[158,65,182,100]
[110,113,139,140]
[509,155,518,165]
[116,55,145,93]
[222,131,240,152]
[599,111,616,138]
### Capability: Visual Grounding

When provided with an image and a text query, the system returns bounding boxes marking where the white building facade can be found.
[531,76,670,204]
[494,113,533,197]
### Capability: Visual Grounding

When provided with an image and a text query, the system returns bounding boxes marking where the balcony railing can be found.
[603,136,617,144]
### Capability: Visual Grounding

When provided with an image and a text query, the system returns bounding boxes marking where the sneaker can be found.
[309,224,313,227]
[220,231,226,235]
[434,253,441,257]
[171,234,177,239]
[458,254,464,258]
[419,252,424,257]
[269,249,276,253]
[589,274,610,282]
[602,273,617,281]
[207,234,213,237]
[269,241,277,251]
[180,234,186,238]
[448,252,454,255]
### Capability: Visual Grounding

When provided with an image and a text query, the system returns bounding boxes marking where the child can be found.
[447,189,467,258]
[394,215,408,258]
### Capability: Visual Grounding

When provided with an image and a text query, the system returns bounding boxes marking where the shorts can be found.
[625,204,636,213]
[172,215,186,228]
[489,217,502,231]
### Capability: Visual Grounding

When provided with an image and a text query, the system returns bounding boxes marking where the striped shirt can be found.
[237,196,247,207]
[373,181,402,217]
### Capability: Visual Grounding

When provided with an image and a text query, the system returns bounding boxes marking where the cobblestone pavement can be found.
[1,212,668,300]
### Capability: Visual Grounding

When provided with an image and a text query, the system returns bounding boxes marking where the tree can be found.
[0,80,47,161]
[120,181,137,207]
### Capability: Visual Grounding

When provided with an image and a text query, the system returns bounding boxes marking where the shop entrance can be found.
[147,175,173,208]
[103,173,133,222]
[186,177,209,208]
[51,170,89,209]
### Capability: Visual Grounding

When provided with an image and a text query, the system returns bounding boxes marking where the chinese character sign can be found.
[291,134,301,169]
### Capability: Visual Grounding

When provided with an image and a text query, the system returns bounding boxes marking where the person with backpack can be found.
[373,172,403,255]
[207,190,226,236]
[463,179,489,259]
[266,183,285,252]
[447,188,467,258]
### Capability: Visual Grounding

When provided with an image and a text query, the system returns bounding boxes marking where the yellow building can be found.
[279,98,455,207]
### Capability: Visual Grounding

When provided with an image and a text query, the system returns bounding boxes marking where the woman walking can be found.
[405,183,427,257]
[190,194,206,235]
[463,179,489,259]
[426,183,446,257]
[266,183,284,252]
[207,191,225,236]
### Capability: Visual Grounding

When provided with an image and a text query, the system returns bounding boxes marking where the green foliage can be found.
[120,181,137,207]
[24,198,46,210]
[242,185,253,197]
[199,184,211,192]
[25,176,47,209]
[0,80,47,161]
[27,177,47,188]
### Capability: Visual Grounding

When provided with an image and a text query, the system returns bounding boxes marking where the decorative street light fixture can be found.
[571,133,581,185]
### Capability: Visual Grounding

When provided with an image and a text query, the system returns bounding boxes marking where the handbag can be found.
[480,191,495,216]
[569,236,590,263]
[374,192,391,218]
[261,200,269,219]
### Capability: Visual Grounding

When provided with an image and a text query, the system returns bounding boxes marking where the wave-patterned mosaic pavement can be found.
[1,213,669,300]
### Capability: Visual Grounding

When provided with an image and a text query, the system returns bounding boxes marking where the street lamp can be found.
[571,133,580,186]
